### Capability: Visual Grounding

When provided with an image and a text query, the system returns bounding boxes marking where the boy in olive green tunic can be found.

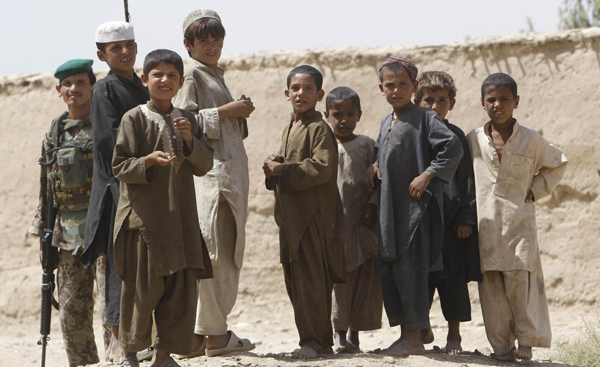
[112,50,214,367]
[264,65,344,360]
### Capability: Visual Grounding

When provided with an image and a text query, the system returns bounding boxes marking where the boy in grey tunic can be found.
[324,87,382,354]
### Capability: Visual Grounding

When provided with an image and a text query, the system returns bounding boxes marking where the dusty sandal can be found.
[206,331,255,357]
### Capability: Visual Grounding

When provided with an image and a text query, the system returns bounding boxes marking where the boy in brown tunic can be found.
[112,49,214,367]
[263,65,344,359]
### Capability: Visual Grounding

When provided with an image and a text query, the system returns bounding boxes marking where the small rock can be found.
[383,356,395,363]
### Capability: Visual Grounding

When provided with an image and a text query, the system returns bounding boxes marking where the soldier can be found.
[29,59,110,367]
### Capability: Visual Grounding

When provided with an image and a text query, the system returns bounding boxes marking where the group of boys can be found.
[263,56,567,362]
[31,8,568,367]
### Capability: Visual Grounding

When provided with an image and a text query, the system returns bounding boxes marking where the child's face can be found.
[141,62,184,107]
[416,88,455,120]
[97,40,137,74]
[184,36,223,69]
[285,73,324,115]
[56,72,93,109]
[481,85,519,125]
[379,68,418,111]
[325,99,362,143]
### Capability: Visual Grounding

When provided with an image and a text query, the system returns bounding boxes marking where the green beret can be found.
[54,59,94,82]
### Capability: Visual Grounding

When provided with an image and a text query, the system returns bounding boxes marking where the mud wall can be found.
[1,28,599,324]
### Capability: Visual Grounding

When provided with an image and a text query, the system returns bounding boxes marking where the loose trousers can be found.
[283,220,334,353]
[119,230,198,355]
[332,256,382,332]
[478,256,552,355]
[195,199,241,336]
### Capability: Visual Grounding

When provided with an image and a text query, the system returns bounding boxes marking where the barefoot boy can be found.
[83,22,149,360]
[263,65,344,359]
[467,73,567,361]
[30,59,110,367]
[370,57,463,357]
[324,86,382,354]
[112,49,214,367]
[173,9,255,357]
[414,71,481,353]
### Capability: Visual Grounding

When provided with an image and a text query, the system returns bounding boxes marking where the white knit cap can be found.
[182,9,221,34]
[95,21,135,43]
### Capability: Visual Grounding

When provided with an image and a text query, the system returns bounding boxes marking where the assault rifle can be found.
[37,111,67,367]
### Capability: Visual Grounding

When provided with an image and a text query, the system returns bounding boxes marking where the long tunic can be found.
[173,59,249,268]
[29,116,93,252]
[269,111,344,282]
[336,134,378,272]
[466,120,568,272]
[376,106,463,265]
[82,71,149,265]
[112,101,214,278]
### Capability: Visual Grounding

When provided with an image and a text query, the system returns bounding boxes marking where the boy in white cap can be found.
[173,9,255,357]
[82,20,149,362]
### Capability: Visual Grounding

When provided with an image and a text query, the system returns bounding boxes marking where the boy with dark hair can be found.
[367,56,463,357]
[467,73,567,362]
[30,59,109,367]
[414,71,481,353]
[173,9,256,357]
[83,21,149,361]
[113,49,214,367]
[324,86,382,354]
[263,65,344,359]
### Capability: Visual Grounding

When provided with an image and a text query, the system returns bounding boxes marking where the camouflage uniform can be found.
[29,115,111,367]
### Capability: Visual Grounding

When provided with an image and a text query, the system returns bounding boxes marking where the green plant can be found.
[553,317,600,367]
[558,0,600,29]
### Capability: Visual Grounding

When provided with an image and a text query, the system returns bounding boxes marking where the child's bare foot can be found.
[339,330,360,354]
[515,345,532,360]
[445,321,462,353]
[334,330,348,352]
[339,343,361,354]
[490,347,516,362]
[384,330,425,357]
[444,337,462,354]
[421,328,434,344]
[294,345,319,359]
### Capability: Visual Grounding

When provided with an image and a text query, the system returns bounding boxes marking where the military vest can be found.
[43,114,94,211]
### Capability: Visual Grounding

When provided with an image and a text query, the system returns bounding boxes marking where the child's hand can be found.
[268,154,284,163]
[263,155,284,177]
[364,164,382,192]
[218,98,255,119]
[174,116,193,150]
[409,171,435,199]
[525,190,535,203]
[360,203,377,228]
[454,223,473,238]
[146,151,176,168]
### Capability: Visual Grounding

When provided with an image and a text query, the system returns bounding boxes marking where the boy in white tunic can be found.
[324,87,382,354]
[173,9,256,357]
[466,73,568,362]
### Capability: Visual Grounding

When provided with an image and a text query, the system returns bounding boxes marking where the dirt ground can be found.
[1,276,592,367]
